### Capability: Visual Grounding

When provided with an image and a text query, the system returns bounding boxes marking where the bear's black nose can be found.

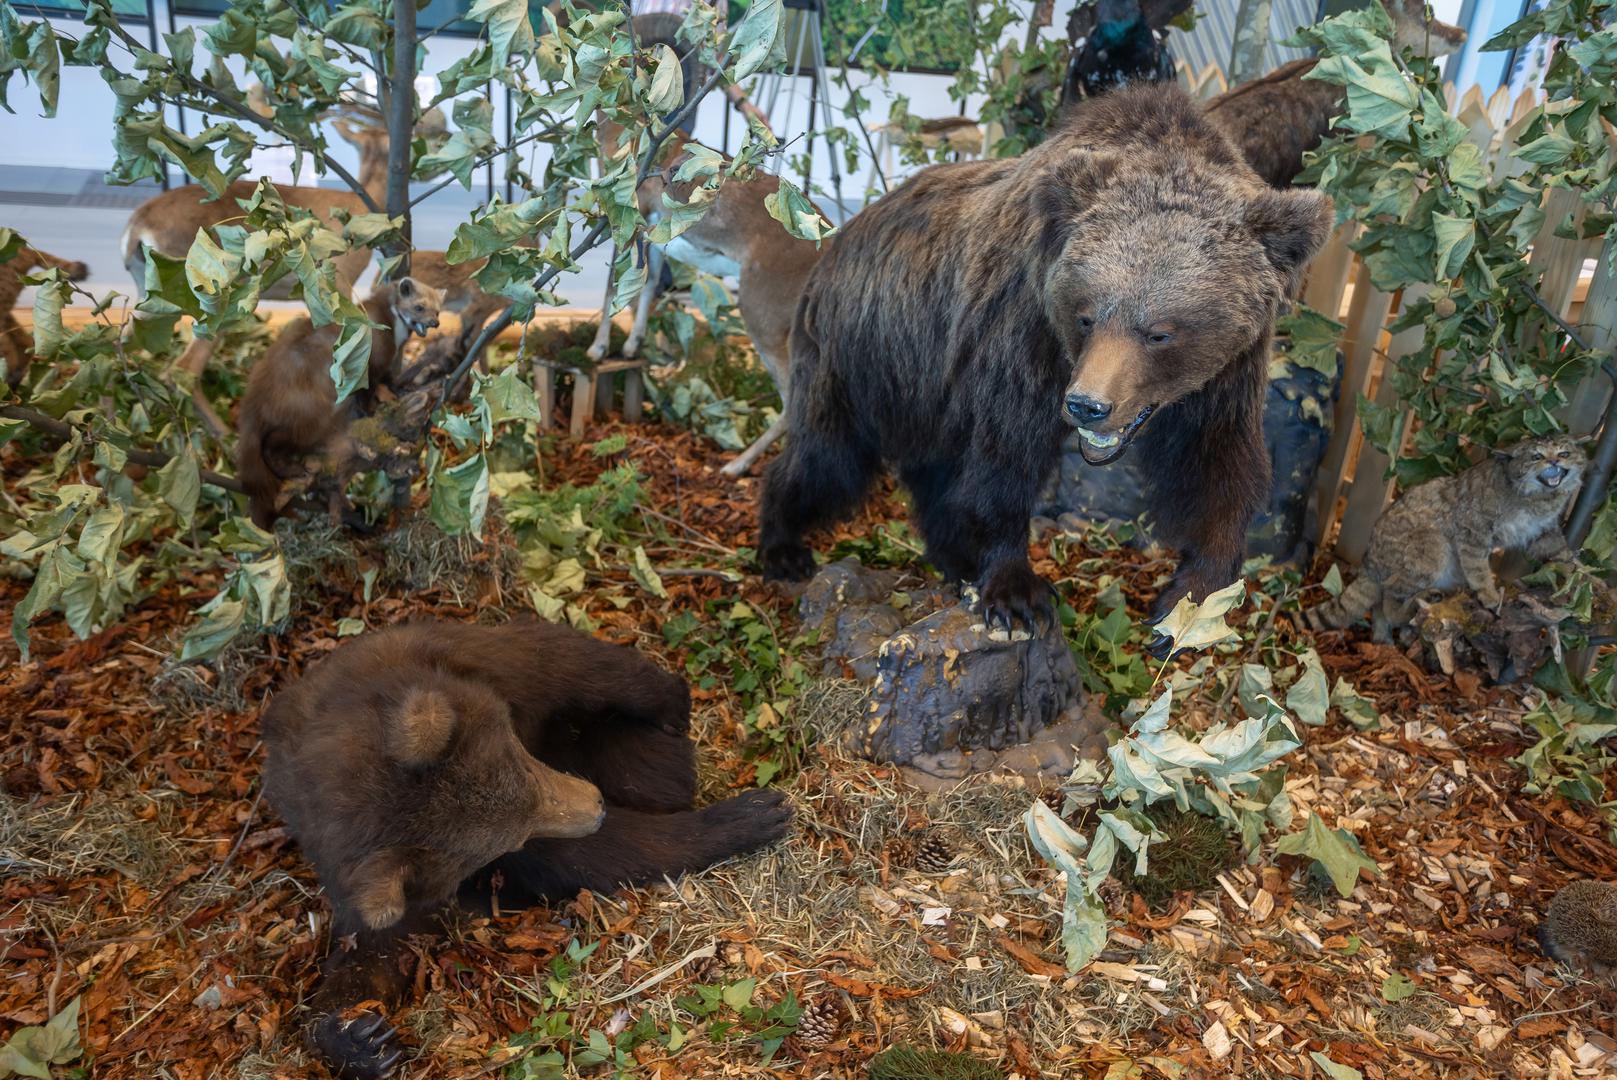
[1065,394,1113,425]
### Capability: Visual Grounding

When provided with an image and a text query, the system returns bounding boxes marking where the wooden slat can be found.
[1528,187,1595,315]
[1566,235,1616,435]
[1303,223,1359,320]
[1334,303,1423,562]
[1310,273,1395,552]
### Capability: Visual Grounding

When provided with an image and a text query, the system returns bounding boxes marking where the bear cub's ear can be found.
[389,687,457,767]
[1245,187,1334,279]
[347,847,413,930]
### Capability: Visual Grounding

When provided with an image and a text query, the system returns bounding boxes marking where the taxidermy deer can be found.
[586,17,815,475]
[236,275,443,529]
[122,103,498,431]
[1204,0,1465,187]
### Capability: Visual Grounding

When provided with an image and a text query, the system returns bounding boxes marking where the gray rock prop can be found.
[800,558,1107,784]
[1038,351,1342,563]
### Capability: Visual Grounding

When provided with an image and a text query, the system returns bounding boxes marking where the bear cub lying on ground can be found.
[262,619,793,1079]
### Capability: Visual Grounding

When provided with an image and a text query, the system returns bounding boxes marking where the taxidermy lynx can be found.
[1305,436,1586,641]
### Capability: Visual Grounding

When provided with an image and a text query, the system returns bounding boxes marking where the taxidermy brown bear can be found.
[757,83,1332,637]
[262,620,793,1079]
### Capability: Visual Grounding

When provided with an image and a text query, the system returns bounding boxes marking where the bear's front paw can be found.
[977,562,1054,635]
[696,789,794,855]
[310,1009,404,1080]
[649,675,692,736]
[759,540,816,583]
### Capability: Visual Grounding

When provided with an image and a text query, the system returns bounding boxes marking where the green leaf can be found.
[1308,1052,1364,1080]
[336,617,366,636]
[1306,44,1418,139]
[762,176,835,243]
[728,0,784,82]
[1330,677,1380,729]
[722,978,756,1012]
[328,317,374,403]
[647,43,684,115]
[1275,815,1380,896]
[478,365,542,426]
[630,545,667,598]
[184,228,242,302]
[1514,131,1576,166]
[1024,800,1109,970]
[157,451,201,519]
[1287,650,1330,727]
[1381,972,1417,1003]
[1431,213,1474,280]
[428,453,491,538]
[1321,564,1343,597]
[468,0,533,68]
[179,598,247,661]
[1276,306,1343,375]
[1152,580,1246,652]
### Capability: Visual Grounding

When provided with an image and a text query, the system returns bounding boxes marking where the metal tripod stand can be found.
[751,0,845,212]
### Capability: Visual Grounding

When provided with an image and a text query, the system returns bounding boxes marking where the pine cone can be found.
[795,995,842,1048]
[915,833,955,872]
[885,835,917,867]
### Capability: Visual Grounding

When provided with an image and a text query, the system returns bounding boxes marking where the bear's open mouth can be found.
[1075,404,1157,466]
[405,317,435,337]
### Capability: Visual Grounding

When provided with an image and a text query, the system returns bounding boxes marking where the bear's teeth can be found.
[1079,428,1121,449]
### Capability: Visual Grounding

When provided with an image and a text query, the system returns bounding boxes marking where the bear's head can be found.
[1042,156,1333,465]
[321,675,604,931]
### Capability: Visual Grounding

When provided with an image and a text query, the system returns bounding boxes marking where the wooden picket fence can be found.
[1177,57,1611,562]
[1302,84,1610,561]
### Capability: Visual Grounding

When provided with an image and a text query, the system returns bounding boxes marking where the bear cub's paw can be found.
[311,1009,404,1080]
[758,540,817,583]
[977,561,1055,634]
[647,674,693,736]
[695,789,794,856]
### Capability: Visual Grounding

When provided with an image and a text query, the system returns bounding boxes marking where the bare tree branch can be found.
[95,18,382,212]
[1,406,246,494]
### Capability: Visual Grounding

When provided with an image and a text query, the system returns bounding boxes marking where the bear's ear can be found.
[390,688,456,767]
[347,847,412,930]
[396,276,416,299]
[1038,149,1121,223]
[1245,187,1334,280]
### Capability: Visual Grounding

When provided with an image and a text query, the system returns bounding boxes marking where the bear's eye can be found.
[1076,315,1095,332]
[1146,331,1173,346]
[1558,450,1570,459]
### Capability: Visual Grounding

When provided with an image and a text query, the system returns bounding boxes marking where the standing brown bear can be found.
[757,84,1332,634]
[262,620,792,1079]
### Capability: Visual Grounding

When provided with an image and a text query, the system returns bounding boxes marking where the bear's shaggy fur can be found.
[757,84,1332,629]
[262,620,792,1079]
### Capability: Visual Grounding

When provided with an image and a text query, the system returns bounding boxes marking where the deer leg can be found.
[587,249,617,363]
[623,246,663,359]
[174,333,229,437]
[721,413,787,478]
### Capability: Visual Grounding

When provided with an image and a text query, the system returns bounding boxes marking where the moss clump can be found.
[1115,806,1234,911]
[869,1047,1002,1080]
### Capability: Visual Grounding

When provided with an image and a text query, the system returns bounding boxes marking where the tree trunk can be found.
[386,0,417,272]
[1227,0,1273,86]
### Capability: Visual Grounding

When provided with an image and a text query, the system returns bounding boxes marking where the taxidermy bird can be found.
[1062,0,1179,102]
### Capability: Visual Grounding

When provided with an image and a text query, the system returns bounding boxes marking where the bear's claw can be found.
[759,540,816,583]
[312,1008,404,1080]
[695,789,794,856]
[977,562,1055,635]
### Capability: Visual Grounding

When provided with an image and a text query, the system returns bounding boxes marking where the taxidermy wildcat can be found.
[1305,436,1586,641]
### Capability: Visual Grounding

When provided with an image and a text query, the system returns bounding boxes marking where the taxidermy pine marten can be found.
[262,619,793,1078]
[235,276,443,529]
